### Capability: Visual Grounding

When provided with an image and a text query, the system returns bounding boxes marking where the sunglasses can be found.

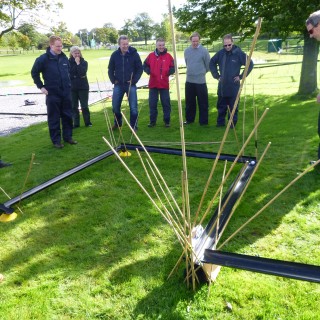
[308,23,318,34]
[224,44,232,47]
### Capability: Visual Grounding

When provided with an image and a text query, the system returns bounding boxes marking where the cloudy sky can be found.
[50,0,186,33]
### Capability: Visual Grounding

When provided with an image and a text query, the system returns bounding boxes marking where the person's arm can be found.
[209,54,220,80]
[143,56,150,75]
[240,51,254,79]
[204,49,211,72]
[108,54,116,84]
[31,58,44,89]
[31,57,48,95]
[76,59,88,77]
[132,53,143,84]
[317,94,320,103]
[169,56,175,76]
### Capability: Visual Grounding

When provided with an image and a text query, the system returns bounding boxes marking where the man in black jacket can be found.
[108,35,143,131]
[210,34,253,128]
[31,35,77,148]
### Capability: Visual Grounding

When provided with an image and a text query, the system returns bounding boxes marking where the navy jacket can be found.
[210,45,253,97]
[69,56,89,91]
[108,46,143,85]
[31,47,71,96]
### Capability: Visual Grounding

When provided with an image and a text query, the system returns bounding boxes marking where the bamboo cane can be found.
[194,17,263,225]
[218,158,320,250]
[197,107,269,227]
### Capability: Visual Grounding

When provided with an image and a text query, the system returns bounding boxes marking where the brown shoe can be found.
[65,139,78,145]
[54,143,64,149]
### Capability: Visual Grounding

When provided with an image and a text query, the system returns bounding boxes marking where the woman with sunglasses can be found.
[209,34,253,128]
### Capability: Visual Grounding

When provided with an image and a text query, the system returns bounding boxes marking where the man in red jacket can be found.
[143,38,175,127]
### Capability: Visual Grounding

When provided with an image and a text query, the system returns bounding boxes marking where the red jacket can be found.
[143,49,175,89]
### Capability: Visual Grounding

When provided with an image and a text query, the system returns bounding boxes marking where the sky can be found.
[53,0,186,33]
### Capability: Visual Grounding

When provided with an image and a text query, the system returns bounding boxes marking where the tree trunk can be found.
[298,32,319,95]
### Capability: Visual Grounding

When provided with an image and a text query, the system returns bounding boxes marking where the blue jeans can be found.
[149,88,171,124]
[112,83,138,129]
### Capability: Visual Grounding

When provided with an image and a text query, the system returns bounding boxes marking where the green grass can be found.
[0,49,320,319]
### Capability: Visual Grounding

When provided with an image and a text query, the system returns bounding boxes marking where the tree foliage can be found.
[51,22,74,47]
[134,12,154,44]
[174,0,320,94]
[119,19,139,42]
[0,0,62,39]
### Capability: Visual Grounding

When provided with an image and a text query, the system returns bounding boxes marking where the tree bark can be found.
[298,32,319,95]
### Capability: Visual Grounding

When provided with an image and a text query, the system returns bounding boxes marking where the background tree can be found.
[51,22,73,47]
[76,29,89,46]
[17,32,31,50]
[0,0,62,40]
[153,14,171,42]
[134,12,154,44]
[17,22,40,47]
[174,0,320,95]
[6,31,18,51]
[119,19,139,42]
[103,23,118,44]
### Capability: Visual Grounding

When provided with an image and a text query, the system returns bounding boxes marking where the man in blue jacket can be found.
[31,35,76,148]
[108,35,143,131]
[210,34,253,128]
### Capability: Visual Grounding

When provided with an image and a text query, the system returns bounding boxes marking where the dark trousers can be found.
[185,82,209,125]
[149,88,171,124]
[216,95,239,126]
[71,90,91,127]
[46,94,73,144]
[318,110,320,159]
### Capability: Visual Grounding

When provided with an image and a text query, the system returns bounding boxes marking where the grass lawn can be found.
[0,46,319,319]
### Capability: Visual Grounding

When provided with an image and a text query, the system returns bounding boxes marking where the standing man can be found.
[306,11,320,162]
[143,38,175,128]
[108,35,143,131]
[184,32,211,126]
[210,34,253,128]
[31,35,77,149]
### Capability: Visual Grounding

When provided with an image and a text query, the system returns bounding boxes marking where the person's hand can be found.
[317,93,320,103]
[233,76,240,82]
[75,57,80,65]
[40,87,48,95]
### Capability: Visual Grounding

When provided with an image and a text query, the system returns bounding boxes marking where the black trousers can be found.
[216,95,239,127]
[185,82,209,125]
[46,94,73,144]
[71,90,91,127]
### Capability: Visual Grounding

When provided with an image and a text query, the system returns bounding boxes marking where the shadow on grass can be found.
[0,93,319,317]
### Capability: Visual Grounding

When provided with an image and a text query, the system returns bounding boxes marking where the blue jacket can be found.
[108,46,143,85]
[210,45,253,97]
[69,56,89,91]
[31,47,71,96]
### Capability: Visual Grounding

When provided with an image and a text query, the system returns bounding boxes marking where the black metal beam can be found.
[202,250,320,283]
[193,161,256,259]
[122,143,255,163]
[0,148,119,214]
